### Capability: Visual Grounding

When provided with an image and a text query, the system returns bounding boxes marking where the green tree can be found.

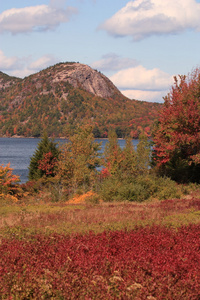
[28,132,60,180]
[103,132,151,180]
[135,133,151,175]
[121,136,137,178]
[100,133,152,202]
[103,129,123,176]
[56,126,101,193]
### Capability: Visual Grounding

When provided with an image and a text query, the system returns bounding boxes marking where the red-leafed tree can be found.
[153,68,200,182]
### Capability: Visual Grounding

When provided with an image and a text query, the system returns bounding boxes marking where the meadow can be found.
[1,190,200,299]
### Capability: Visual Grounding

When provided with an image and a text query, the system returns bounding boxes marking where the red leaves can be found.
[153,68,200,173]
[100,167,111,179]
[38,152,58,176]
[1,225,200,299]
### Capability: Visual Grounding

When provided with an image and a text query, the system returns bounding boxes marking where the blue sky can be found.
[1,0,200,102]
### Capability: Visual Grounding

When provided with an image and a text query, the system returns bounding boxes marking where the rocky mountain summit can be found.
[0,62,161,138]
[49,63,122,99]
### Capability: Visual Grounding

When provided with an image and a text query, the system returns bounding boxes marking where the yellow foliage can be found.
[0,163,22,202]
[68,191,97,204]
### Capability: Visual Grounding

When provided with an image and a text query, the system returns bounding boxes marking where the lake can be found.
[0,138,139,183]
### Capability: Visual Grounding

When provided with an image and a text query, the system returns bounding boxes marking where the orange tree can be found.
[0,163,22,201]
[153,68,200,182]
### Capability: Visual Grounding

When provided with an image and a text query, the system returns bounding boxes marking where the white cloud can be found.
[0,3,78,34]
[109,65,174,102]
[50,0,68,9]
[10,68,35,78]
[0,50,20,70]
[100,0,200,40]
[29,55,58,71]
[0,50,59,78]
[110,65,174,91]
[91,53,139,71]
[13,55,59,77]
[121,89,167,103]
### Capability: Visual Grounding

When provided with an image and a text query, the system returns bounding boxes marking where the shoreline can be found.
[0,136,127,140]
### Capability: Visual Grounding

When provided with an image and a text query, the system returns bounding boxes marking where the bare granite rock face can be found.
[52,63,122,99]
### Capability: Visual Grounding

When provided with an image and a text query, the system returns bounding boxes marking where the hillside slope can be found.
[0,71,21,90]
[0,62,162,138]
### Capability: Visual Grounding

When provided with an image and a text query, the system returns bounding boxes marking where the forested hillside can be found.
[0,62,162,138]
[0,71,21,90]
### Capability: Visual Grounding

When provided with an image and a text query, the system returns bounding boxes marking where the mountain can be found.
[0,71,21,90]
[0,62,162,138]
[43,62,123,99]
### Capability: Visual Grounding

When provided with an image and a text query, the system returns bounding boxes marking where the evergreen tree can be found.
[121,136,137,178]
[28,132,60,180]
[136,133,151,175]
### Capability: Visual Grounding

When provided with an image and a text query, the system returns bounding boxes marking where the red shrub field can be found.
[1,224,200,299]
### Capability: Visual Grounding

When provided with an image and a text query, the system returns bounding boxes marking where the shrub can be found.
[154,176,182,200]
[0,163,22,202]
[99,177,148,202]
[1,225,200,299]
[99,174,181,202]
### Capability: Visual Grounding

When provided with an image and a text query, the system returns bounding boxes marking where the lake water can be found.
[0,138,139,183]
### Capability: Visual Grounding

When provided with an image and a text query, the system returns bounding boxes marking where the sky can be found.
[1,0,200,103]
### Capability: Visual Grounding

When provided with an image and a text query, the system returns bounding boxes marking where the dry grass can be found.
[1,190,200,238]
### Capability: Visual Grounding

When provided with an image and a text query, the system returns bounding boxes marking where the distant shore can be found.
[0,135,126,140]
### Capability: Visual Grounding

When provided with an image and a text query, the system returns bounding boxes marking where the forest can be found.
[0,67,200,299]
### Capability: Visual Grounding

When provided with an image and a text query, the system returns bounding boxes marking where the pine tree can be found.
[28,132,60,180]
[121,136,137,178]
[136,133,151,175]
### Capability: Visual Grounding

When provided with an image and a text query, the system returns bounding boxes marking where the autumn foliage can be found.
[0,163,21,202]
[38,152,58,176]
[1,225,200,299]
[153,68,200,182]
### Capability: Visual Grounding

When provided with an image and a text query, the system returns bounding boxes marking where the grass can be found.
[1,190,200,238]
